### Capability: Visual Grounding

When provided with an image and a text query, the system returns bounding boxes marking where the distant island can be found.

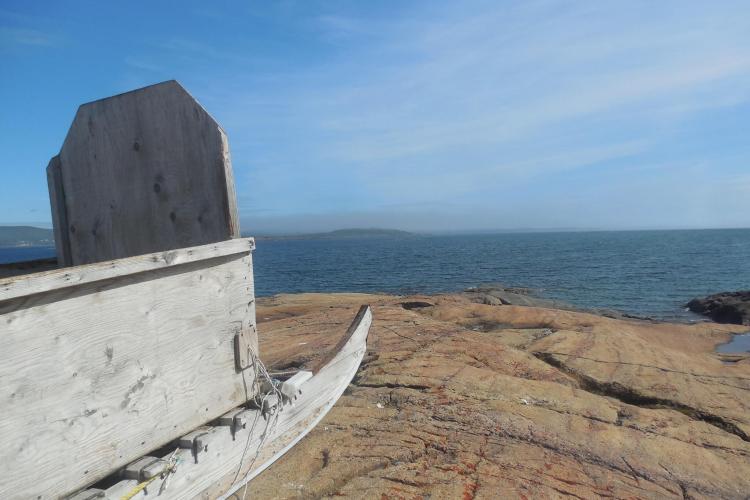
[0,226,418,247]
[249,228,420,241]
[0,226,54,247]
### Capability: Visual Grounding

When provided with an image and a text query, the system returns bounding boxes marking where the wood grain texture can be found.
[50,80,241,266]
[0,238,254,302]
[80,305,371,500]
[0,239,258,499]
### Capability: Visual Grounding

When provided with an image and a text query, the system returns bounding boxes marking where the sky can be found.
[1,1,749,233]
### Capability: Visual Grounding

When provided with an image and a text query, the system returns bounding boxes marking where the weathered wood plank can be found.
[0,237,253,302]
[66,489,104,500]
[122,456,164,480]
[88,305,371,500]
[0,239,258,499]
[49,80,241,266]
[46,155,72,267]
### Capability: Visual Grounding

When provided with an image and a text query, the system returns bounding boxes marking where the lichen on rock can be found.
[248,292,750,499]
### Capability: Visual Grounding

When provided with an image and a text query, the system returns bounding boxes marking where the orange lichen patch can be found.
[462,481,479,500]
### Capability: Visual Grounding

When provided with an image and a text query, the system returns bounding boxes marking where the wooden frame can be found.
[0,239,258,499]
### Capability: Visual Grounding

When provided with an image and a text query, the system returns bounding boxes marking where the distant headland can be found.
[0,226,418,247]
[0,226,54,247]
[249,228,419,241]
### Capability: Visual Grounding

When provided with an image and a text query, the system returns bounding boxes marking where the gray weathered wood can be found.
[92,305,371,500]
[279,370,313,401]
[66,489,104,500]
[122,456,164,480]
[46,155,72,267]
[0,238,258,499]
[0,237,253,302]
[178,426,215,459]
[234,322,256,371]
[48,80,241,266]
[217,408,249,433]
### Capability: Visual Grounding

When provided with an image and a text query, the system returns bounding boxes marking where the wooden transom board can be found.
[0,238,257,499]
[48,80,240,267]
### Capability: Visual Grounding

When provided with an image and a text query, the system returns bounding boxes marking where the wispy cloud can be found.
[0,27,57,48]
[300,4,750,167]
[129,1,750,229]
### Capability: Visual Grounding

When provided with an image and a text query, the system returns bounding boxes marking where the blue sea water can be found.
[0,245,56,264]
[252,229,750,322]
[2,229,749,322]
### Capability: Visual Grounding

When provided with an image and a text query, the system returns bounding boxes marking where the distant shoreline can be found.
[0,226,54,247]
[0,242,55,249]
[249,228,420,241]
[2,225,750,246]
[3,229,750,325]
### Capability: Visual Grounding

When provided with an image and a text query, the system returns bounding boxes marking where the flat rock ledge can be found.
[687,291,750,326]
[247,292,750,499]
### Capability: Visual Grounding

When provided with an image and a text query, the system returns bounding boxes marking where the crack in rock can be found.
[533,352,750,442]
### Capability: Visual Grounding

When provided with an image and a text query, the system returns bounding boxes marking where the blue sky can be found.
[1,1,749,233]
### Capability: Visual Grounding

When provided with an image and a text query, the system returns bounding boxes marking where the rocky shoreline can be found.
[248,291,750,499]
[687,291,750,326]
[463,285,657,322]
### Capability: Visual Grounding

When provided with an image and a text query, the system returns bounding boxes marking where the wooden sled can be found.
[0,81,373,499]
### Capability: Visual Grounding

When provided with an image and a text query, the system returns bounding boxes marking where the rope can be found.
[120,351,281,499]
[120,450,181,500]
[120,474,159,500]
[234,350,283,500]
[157,450,182,495]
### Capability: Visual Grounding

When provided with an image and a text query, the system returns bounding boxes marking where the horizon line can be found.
[2,222,750,235]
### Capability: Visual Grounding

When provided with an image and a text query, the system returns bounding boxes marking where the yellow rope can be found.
[119,451,180,500]
[120,473,161,500]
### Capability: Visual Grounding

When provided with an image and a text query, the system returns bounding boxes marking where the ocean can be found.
[2,229,749,322]
[0,245,56,264]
